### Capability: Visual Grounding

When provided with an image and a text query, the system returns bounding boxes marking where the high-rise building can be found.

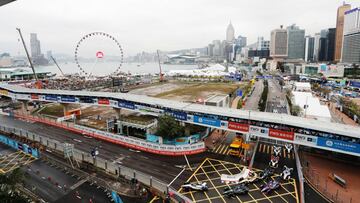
[257,37,270,50]
[326,28,336,61]
[313,33,321,61]
[270,25,288,58]
[334,3,351,62]
[207,44,214,57]
[305,36,315,62]
[30,33,41,58]
[226,22,235,42]
[235,35,247,48]
[342,8,360,64]
[318,29,329,61]
[287,24,305,59]
[212,40,221,56]
[46,50,52,60]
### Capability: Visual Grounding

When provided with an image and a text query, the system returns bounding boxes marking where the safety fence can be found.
[0,124,193,203]
[13,112,206,156]
[300,152,354,203]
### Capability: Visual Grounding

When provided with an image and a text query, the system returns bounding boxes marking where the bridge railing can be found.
[0,124,192,203]
[12,111,206,156]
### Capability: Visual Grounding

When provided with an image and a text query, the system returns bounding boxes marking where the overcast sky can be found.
[1,0,359,57]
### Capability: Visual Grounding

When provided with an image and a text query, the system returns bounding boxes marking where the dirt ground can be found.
[149,82,243,102]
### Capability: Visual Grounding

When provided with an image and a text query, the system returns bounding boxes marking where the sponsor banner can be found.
[317,137,360,154]
[294,133,317,146]
[57,114,75,122]
[16,94,30,100]
[249,125,269,137]
[45,95,58,101]
[31,94,39,100]
[61,96,76,103]
[0,135,39,158]
[118,101,135,109]
[137,105,163,115]
[269,129,294,141]
[0,89,9,96]
[168,110,187,121]
[98,99,110,105]
[193,116,221,127]
[79,97,94,103]
[228,121,249,133]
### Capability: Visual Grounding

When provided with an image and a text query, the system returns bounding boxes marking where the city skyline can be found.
[0,0,360,57]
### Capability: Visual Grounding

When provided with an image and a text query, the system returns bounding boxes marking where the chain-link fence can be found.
[0,123,193,202]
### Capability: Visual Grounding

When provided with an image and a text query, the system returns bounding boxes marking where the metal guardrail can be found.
[294,144,305,203]
[0,124,192,203]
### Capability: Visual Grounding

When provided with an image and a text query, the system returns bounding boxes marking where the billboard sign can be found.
[249,125,269,137]
[193,116,221,127]
[269,129,294,141]
[118,101,135,110]
[236,90,243,97]
[168,110,187,121]
[98,99,110,105]
[294,133,317,146]
[31,94,39,100]
[61,96,76,103]
[317,137,360,154]
[45,95,58,101]
[228,121,249,133]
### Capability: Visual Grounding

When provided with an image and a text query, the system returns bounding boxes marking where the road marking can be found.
[201,160,226,203]
[221,146,229,155]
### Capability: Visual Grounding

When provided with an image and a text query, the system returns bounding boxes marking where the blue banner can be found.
[79,97,94,103]
[118,101,135,110]
[167,110,187,121]
[45,95,58,101]
[193,116,221,127]
[237,90,243,97]
[317,137,360,154]
[0,135,40,158]
[111,191,123,203]
[61,96,76,103]
[349,81,360,88]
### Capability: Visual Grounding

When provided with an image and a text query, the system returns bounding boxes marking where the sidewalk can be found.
[328,102,358,126]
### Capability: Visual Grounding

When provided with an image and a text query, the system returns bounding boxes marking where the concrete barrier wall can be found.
[14,113,206,156]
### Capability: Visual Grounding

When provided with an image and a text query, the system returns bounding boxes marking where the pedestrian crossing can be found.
[211,144,231,155]
[257,143,294,159]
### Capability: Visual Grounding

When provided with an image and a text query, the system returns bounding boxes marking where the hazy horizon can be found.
[1,0,359,57]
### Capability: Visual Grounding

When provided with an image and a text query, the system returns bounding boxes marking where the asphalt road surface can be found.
[266,79,288,114]
[0,115,217,189]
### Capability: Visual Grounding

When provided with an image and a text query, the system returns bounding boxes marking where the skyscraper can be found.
[257,37,270,50]
[305,36,315,62]
[270,25,288,58]
[226,22,235,42]
[313,33,321,61]
[342,8,360,64]
[30,33,41,58]
[334,3,351,62]
[287,24,305,59]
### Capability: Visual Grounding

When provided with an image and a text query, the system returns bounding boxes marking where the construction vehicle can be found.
[228,135,243,156]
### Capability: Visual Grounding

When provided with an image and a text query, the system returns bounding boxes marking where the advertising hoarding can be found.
[118,101,135,109]
[294,133,317,146]
[317,137,360,154]
[193,116,221,127]
[228,121,249,133]
[249,125,269,137]
[269,129,294,141]
[61,96,76,103]
[45,95,58,101]
[98,99,110,105]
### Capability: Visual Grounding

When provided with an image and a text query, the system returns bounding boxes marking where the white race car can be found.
[285,144,293,154]
[181,182,208,191]
[273,146,282,157]
[221,167,257,184]
[280,165,293,180]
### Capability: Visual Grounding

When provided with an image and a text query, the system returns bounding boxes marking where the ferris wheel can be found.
[74,32,124,77]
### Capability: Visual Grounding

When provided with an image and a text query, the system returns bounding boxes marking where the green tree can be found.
[0,168,29,203]
[156,115,185,140]
[291,105,302,116]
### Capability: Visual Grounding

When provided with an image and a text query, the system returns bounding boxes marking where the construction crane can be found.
[50,56,65,77]
[16,28,42,88]
[157,50,164,82]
